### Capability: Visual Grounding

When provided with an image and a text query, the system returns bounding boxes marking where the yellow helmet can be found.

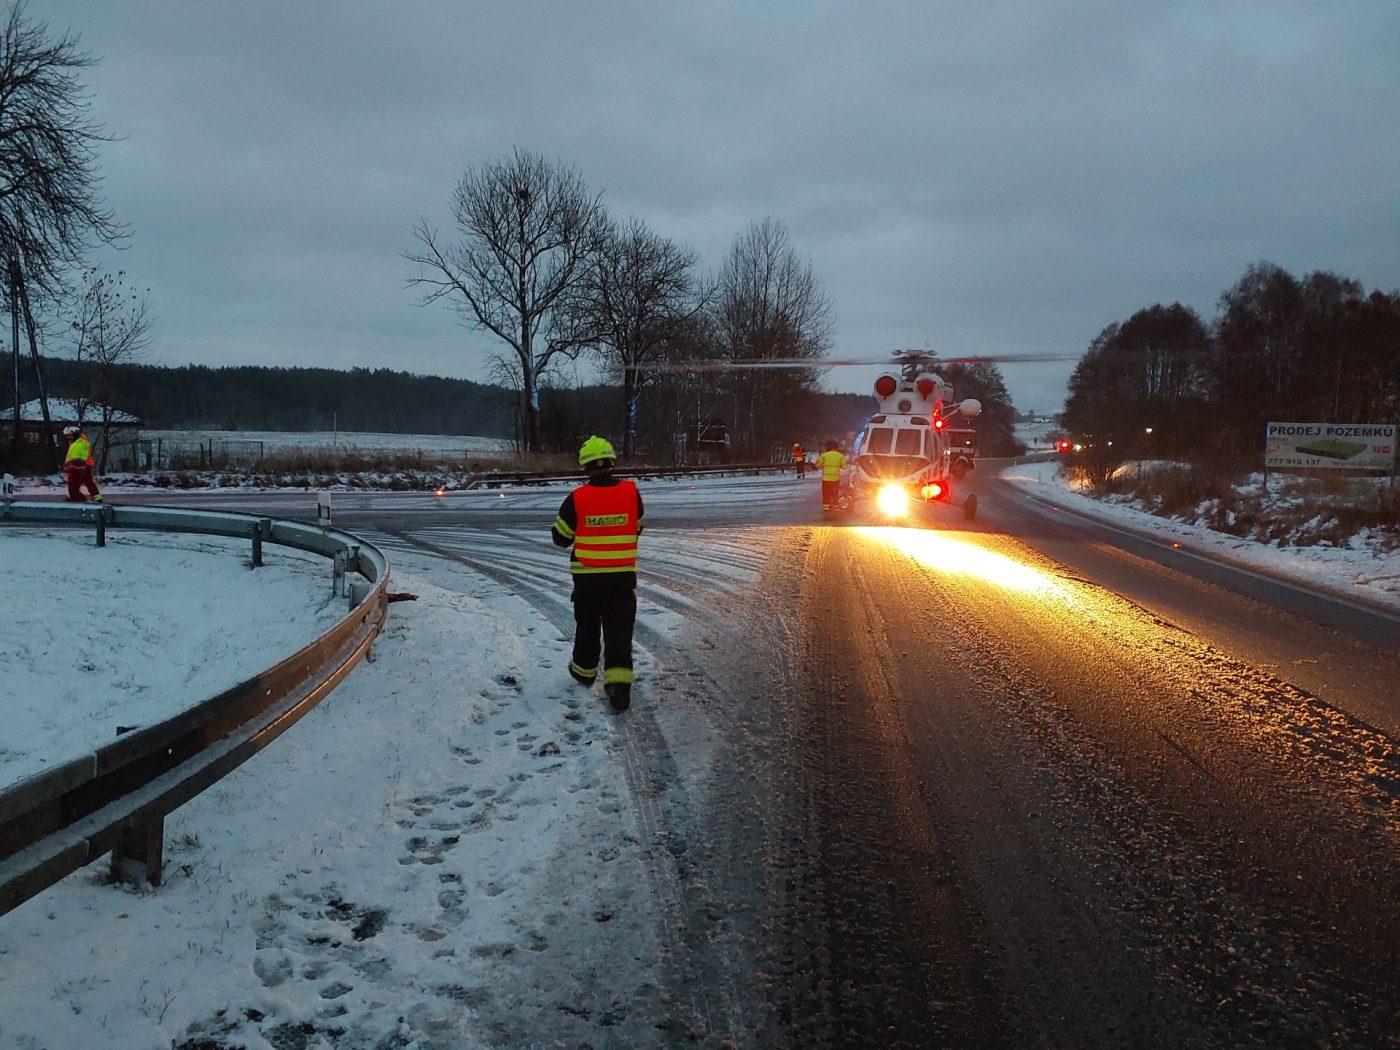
[578,435,617,466]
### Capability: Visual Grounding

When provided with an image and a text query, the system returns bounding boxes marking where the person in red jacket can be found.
[551,436,645,712]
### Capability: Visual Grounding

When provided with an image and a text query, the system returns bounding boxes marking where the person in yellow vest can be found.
[551,436,645,712]
[791,442,807,478]
[817,439,846,511]
[61,425,103,504]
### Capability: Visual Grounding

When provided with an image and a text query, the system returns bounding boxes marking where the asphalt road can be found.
[95,471,1400,1047]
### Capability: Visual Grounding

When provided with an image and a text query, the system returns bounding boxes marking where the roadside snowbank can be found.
[1001,459,1400,609]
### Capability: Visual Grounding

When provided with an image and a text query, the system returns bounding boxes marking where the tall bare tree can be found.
[408,149,606,452]
[575,216,709,457]
[68,267,149,469]
[0,2,123,457]
[710,217,833,455]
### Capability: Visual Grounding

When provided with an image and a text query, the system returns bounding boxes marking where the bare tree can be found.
[574,216,709,457]
[407,149,606,452]
[710,217,833,456]
[68,267,149,469]
[0,2,124,459]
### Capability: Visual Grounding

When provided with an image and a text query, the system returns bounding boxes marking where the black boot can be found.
[605,682,631,712]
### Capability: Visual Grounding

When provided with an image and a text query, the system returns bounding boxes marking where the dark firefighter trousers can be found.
[571,578,636,685]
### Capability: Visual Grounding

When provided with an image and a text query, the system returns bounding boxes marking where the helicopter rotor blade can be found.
[645,351,1076,373]
[646,357,877,372]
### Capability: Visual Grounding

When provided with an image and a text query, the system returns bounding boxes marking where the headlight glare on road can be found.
[877,484,910,517]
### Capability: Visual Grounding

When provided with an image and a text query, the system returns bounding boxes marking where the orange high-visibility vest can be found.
[571,482,640,575]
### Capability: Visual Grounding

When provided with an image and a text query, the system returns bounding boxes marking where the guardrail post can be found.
[348,578,371,610]
[111,818,164,888]
[332,551,347,596]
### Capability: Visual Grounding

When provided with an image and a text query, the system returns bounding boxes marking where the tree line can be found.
[1063,261,1400,464]
[6,356,518,436]
[6,354,920,462]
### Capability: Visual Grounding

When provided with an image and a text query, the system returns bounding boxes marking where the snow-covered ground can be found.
[0,515,750,1049]
[1,468,1395,1049]
[0,530,347,789]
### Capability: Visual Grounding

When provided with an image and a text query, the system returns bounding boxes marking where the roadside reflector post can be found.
[1,473,13,498]
[250,521,263,568]
[111,817,164,888]
[332,551,347,596]
[95,505,106,547]
[317,490,332,526]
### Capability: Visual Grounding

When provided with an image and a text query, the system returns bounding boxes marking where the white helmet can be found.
[63,425,80,436]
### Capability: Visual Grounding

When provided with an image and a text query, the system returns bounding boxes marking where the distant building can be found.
[5,398,143,473]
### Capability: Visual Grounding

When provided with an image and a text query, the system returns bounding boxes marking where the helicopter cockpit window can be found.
[864,427,893,455]
[894,428,924,457]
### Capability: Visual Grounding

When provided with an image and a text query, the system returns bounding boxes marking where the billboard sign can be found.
[1265,422,1396,471]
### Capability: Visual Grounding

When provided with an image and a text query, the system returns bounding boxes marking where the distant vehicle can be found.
[946,428,977,478]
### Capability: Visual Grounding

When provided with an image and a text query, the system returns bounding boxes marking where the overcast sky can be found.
[33,0,1400,415]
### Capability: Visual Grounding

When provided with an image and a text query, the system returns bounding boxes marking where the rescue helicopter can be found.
[845,352,985,520]
[652,348,1069,523]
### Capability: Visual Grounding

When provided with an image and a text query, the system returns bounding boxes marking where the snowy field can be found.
[143,430,514,456]
[0,469,1396,1048]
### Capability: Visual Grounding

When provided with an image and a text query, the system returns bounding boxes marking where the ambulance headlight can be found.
[877,484,910,517]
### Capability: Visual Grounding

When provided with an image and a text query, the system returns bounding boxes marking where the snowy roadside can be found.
[999,459,1400,611]
[0,537,703,1050]
[0,529,348,788]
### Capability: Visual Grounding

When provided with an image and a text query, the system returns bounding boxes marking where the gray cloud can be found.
[33,0,1400,414]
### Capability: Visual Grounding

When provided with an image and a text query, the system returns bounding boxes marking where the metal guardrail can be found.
[0,501,390,916]
[465,461,794,489]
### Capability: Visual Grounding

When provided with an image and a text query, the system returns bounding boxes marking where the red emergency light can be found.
[920,481,945,500]
[933,418,946,430]
[1057,439,1071,452]
[915,377,935,399]
[874,375,898,398]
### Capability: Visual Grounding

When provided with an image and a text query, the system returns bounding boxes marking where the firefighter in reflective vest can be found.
[792,442,807,478]
[551,436,645,712]
[818,439,845,511]
[62,425,103,503]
